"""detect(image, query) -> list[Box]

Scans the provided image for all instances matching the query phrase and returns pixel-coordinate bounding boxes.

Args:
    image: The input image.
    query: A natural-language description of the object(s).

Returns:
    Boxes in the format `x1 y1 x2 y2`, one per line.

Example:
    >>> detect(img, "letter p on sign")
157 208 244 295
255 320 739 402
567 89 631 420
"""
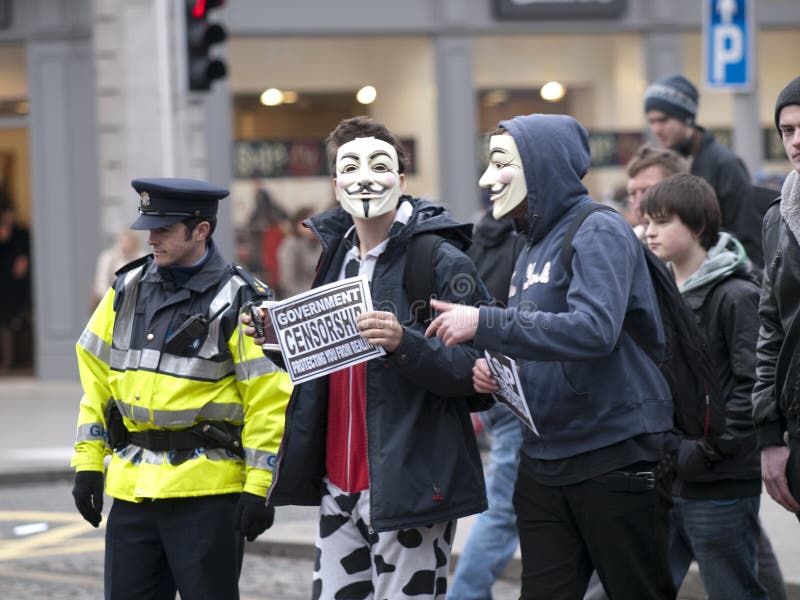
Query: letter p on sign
704 0 752 91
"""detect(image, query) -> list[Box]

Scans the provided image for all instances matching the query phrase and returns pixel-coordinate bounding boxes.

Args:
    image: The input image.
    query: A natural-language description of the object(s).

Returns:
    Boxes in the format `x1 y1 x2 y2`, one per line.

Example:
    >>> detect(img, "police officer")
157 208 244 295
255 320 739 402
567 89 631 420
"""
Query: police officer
71 178 292 600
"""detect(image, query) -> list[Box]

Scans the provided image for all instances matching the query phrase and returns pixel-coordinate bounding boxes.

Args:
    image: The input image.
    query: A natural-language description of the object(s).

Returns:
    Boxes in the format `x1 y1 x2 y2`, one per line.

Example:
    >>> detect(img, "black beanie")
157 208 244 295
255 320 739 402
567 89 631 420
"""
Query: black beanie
774 75 800 133
643 74 699 125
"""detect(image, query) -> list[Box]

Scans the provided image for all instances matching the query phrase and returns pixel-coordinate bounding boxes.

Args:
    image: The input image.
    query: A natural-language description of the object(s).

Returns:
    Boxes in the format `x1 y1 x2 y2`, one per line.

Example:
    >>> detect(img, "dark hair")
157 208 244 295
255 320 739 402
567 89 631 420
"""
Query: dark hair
626 144 689 179
290 206 315 236
325 116 409 175
640 173 720 250
181 216 217 240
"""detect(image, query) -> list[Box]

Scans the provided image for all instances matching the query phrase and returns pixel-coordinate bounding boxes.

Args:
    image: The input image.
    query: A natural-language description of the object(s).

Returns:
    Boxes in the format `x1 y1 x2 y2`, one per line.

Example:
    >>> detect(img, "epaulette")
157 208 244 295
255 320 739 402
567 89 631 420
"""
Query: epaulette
232 264 272 298
114 254 152 277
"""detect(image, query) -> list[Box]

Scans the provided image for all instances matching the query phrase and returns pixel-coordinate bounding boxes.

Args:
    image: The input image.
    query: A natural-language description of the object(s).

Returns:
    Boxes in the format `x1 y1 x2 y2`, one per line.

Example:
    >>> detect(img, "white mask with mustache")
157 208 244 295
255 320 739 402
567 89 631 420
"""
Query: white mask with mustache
334 137 405 219
479 134 527 219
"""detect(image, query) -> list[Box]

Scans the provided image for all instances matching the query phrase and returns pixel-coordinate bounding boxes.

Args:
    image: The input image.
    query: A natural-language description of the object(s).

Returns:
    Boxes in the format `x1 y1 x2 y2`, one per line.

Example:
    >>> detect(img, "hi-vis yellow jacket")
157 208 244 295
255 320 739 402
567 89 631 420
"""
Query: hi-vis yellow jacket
71 246 292 502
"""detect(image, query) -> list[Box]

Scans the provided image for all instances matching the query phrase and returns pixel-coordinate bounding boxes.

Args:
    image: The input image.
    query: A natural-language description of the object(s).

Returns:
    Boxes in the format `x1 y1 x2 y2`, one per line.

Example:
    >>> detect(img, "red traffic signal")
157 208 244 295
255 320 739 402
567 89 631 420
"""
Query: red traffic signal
186 0 227 92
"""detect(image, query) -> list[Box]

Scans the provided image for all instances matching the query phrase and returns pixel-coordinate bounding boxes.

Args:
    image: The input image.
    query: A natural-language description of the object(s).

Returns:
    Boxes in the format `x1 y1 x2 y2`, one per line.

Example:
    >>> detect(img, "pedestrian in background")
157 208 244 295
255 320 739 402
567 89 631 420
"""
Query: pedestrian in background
427 114 676 599
71 178 292 599
277 206 320 298
644 74 763 266
624 145 689 240
247 116 490 600
753 75 800 522
0 199 31 372
449 205 525 600
89 229 143 311
643 173 768 599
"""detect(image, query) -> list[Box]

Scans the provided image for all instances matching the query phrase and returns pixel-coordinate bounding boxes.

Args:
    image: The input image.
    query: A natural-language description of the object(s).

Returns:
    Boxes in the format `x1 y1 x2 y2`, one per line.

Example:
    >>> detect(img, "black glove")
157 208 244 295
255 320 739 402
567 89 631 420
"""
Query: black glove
72 471 104 527
233 492 275 542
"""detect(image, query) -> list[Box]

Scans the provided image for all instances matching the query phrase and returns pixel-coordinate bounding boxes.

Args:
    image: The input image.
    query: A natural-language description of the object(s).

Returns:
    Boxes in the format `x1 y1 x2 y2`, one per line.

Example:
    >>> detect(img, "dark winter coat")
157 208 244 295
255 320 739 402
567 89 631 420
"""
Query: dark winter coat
676 127 764 266
467 210 524 306
753 170 800 446
677 233 762 499
267 197 490 532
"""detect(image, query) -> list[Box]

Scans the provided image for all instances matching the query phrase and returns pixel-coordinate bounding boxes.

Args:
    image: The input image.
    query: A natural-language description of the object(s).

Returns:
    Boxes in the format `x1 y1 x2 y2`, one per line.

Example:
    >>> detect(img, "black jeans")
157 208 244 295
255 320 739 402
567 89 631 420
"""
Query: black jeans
513 462 676 600
104 494 244 600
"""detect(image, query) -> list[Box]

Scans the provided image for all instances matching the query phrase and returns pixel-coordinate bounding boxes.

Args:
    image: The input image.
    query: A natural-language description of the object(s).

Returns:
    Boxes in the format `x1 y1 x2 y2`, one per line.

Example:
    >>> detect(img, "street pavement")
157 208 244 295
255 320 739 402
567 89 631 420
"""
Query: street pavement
2 376 799 598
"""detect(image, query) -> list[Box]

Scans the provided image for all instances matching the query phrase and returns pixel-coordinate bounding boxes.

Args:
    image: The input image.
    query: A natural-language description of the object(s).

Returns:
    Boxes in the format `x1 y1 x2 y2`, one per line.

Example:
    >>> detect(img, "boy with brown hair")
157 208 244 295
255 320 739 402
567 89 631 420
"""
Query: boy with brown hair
642 172 767 599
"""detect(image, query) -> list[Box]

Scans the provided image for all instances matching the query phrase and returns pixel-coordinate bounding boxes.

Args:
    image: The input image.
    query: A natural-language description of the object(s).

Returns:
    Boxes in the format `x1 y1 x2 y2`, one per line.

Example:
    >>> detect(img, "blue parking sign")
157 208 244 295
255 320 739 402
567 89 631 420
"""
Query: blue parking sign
704 0 753 90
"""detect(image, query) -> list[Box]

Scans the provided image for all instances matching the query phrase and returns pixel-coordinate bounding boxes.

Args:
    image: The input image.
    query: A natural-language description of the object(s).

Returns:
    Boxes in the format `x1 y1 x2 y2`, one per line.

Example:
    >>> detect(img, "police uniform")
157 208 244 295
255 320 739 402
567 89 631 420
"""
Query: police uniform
71 178 292 600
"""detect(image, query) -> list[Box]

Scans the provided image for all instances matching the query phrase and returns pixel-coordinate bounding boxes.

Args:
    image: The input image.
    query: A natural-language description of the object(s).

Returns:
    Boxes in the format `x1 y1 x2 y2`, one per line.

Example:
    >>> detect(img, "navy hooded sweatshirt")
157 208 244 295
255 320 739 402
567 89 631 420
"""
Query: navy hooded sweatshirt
474 114 673 476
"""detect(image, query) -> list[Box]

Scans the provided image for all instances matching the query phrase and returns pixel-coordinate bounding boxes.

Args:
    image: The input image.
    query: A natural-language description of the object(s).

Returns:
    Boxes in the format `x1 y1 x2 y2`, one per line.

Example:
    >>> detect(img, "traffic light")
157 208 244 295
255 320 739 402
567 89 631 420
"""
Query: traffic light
185 0 227 92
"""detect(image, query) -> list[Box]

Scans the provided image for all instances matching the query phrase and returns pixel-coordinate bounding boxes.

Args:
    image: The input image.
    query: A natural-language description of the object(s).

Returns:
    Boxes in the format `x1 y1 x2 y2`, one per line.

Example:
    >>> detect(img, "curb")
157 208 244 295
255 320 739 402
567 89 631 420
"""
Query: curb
0 469 74 487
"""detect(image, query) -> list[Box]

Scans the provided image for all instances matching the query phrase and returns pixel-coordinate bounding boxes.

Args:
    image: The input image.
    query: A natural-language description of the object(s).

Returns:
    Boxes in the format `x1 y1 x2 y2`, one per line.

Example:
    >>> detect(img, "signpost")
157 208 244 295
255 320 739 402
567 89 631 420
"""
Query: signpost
704 0 754 91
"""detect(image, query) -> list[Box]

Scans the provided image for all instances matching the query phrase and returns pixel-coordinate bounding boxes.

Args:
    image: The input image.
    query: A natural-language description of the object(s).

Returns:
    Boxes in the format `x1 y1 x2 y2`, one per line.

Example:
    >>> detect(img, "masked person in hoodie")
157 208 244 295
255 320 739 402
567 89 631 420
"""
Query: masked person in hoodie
426 114 676 599
642 173 768 599
244 116 489 600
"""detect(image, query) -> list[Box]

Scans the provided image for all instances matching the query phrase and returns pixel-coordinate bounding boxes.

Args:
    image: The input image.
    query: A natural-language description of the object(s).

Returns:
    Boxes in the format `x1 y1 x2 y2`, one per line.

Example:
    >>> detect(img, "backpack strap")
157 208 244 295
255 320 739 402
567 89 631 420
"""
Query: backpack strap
404 233 446 324
560 203 617 278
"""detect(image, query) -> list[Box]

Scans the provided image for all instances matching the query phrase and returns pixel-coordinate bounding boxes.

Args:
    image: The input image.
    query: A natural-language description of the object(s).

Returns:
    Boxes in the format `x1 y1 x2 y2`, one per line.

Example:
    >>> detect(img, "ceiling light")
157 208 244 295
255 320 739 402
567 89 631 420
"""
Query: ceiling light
356 85 377 105
260 88 284 106
540 81 565 102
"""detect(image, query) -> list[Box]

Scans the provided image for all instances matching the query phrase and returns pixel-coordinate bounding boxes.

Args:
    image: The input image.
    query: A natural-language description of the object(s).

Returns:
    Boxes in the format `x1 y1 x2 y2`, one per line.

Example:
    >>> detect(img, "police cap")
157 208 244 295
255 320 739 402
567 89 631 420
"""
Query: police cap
129 178 229 230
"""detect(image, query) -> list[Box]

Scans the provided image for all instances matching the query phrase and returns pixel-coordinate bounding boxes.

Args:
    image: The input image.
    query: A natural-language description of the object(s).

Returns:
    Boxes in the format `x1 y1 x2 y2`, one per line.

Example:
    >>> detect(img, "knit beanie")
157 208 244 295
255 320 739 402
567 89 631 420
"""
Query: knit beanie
643 74 699 125
774 75 800 133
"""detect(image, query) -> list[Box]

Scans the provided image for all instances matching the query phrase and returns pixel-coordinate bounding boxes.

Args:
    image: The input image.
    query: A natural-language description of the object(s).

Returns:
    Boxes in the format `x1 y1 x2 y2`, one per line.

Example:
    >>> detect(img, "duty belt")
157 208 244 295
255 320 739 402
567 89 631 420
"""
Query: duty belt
106 401 244 460
126 422 243 458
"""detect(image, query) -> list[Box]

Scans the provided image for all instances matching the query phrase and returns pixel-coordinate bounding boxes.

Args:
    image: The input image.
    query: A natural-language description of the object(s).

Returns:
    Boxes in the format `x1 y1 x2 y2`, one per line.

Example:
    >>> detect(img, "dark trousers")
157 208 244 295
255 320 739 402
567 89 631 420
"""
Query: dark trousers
513 464 676 600
105 494 244 600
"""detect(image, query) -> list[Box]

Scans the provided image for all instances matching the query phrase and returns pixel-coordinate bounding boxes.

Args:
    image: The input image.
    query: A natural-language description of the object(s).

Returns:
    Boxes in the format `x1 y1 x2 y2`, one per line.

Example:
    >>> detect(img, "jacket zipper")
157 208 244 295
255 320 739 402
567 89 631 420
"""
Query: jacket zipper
347 366 353 491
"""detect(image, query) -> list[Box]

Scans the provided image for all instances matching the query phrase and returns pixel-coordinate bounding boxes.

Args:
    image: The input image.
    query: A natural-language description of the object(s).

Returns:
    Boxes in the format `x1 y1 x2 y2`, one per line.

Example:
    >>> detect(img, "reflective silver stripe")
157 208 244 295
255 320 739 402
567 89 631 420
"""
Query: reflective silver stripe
116 401 134 420
109 346 234 381
157 353 234 380
112 265 146 350
205 448 244 462
245 448 276 471
113 445 241 465
114 445 164 466
139 349 160 370
76 422 106 443
110 347 140 370
150 403 244 427
77 329 111 364
133 405 150 422
235 356 280 380
198 275 245 359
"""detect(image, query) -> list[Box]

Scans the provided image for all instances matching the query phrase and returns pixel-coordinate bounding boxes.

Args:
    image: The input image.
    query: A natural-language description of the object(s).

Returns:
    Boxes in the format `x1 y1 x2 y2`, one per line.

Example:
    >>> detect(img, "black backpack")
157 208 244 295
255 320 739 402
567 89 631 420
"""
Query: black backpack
404 232 448 325
560 203 725 440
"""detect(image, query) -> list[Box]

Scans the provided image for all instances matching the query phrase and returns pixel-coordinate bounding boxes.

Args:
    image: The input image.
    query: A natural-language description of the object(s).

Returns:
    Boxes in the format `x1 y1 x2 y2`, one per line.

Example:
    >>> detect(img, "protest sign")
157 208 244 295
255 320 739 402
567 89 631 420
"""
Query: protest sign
267 276 384 384
485 350 539 435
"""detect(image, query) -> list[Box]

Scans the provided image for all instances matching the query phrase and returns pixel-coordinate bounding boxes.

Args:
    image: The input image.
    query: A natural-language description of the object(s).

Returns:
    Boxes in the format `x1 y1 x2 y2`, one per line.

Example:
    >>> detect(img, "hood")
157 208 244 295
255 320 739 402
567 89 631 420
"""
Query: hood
679 232 749 301
471 211 516 249
307 195 472 253
499 114 591 244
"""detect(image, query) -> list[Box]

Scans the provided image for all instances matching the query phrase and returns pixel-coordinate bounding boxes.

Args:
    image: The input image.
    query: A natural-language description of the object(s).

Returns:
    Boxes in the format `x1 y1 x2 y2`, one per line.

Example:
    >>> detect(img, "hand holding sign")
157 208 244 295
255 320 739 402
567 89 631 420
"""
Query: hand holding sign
484 351 539 435
357 311 404 353
473 358 499 394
